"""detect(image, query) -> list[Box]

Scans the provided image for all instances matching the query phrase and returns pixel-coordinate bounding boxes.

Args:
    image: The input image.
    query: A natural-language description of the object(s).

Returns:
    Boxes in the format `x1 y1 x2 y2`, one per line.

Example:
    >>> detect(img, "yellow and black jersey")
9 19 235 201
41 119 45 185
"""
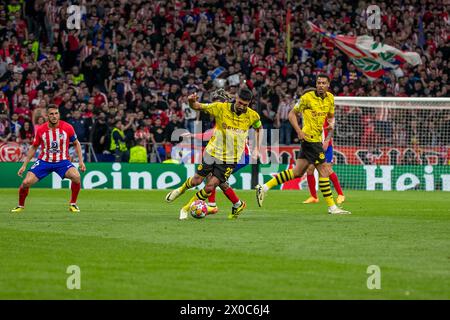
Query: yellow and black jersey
293 91 334 143
199 102 262 163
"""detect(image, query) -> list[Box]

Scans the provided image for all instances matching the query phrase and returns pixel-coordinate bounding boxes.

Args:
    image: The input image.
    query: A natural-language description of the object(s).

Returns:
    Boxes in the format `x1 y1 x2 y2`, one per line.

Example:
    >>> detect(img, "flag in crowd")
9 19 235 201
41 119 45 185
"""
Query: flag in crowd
307 21 422 79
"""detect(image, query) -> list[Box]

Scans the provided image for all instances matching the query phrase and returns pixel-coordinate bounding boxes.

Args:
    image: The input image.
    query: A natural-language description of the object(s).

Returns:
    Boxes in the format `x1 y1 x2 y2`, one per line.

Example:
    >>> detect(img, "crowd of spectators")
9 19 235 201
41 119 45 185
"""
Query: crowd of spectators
0 0 448 162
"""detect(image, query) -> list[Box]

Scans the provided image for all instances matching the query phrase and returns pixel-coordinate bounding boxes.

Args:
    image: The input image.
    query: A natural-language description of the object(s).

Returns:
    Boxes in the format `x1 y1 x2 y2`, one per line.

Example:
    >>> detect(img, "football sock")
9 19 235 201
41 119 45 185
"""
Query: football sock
180 177 193 193
265 169 295 190
307 174 317 198
70 182 81 204
208 188 216 205
183 189 211 211
319 177 335 207
18 184 29 207
329 172 344 196
224 187 239 205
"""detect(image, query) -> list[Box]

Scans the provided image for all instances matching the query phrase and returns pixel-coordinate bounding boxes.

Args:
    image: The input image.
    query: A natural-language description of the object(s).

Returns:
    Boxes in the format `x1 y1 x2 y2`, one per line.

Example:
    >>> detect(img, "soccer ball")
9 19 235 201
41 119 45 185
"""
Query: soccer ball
189 200 208 219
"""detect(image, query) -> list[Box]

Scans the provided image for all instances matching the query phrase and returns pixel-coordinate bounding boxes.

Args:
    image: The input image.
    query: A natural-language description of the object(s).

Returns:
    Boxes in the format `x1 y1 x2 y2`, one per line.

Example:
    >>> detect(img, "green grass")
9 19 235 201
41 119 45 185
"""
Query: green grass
0 188 449 299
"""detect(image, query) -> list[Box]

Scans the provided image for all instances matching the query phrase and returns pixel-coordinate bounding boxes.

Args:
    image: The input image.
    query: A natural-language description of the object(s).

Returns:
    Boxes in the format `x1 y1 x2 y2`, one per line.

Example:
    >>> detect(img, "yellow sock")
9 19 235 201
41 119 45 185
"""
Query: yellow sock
265 169 295 189
319 177 335 207
182 189 211 211
180 177 193 193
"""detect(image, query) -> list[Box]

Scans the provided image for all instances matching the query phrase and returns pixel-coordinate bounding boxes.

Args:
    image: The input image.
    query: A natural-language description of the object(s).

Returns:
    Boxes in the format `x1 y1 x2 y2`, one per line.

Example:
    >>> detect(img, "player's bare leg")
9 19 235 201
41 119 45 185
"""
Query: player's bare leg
303 164 319 204
256 158 310 207
11 171 39 213
316 163 350 215
65 167 82 213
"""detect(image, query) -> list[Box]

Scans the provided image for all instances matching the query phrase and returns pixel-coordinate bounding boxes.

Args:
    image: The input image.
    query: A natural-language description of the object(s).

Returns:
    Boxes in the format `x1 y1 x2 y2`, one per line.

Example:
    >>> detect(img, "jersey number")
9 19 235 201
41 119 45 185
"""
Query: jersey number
224 167 233 179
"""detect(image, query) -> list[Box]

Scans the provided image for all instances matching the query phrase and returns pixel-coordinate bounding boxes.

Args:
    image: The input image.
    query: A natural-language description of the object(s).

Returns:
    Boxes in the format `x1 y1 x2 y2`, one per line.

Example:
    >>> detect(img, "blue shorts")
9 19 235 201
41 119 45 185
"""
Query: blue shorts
325 145 333 163
29 159 75 180
235 153 250 172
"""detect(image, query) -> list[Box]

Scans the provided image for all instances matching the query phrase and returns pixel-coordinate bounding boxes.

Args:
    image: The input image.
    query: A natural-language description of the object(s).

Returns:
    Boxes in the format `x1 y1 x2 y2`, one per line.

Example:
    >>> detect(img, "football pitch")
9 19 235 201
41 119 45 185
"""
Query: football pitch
0 188 449 300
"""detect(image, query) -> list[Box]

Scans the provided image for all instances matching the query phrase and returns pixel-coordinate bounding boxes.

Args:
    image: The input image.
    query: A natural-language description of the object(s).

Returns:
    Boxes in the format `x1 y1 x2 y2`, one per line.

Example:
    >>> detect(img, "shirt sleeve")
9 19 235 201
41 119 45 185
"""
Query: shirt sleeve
293 96 306 113
67 124 78 142
199 102 222 117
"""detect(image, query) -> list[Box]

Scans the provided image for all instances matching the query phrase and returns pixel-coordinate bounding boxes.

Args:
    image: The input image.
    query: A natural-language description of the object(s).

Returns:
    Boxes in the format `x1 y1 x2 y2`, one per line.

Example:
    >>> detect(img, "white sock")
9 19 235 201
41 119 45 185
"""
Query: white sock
262 185 269 192
233 200 242 208
208 202 216 207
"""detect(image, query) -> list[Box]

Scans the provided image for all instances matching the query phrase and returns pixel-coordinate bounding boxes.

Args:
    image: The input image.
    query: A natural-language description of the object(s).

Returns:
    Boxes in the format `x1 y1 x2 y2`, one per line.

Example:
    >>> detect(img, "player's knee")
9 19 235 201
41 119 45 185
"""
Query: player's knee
292 167 302 178
204 184 215 194
70 174 81 184
191 175 202 186
306 166 315 175
317 167 330 178
22 180 32 188
219 182 229 191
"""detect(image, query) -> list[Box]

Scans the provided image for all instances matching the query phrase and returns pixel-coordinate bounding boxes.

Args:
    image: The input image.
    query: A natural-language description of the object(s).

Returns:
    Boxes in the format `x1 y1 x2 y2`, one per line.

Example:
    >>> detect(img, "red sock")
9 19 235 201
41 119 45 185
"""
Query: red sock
19 184 29 207
223 187 239 205
70 182 81 204
330 172 344 196
208 188 216 204
307 174 317 199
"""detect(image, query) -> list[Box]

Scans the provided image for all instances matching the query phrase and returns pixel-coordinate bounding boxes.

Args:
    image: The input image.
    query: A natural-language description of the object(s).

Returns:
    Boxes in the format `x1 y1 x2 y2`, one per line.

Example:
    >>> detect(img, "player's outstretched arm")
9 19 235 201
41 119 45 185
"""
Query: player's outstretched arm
73 139 86 172
187 93 203 110
18 145 38 177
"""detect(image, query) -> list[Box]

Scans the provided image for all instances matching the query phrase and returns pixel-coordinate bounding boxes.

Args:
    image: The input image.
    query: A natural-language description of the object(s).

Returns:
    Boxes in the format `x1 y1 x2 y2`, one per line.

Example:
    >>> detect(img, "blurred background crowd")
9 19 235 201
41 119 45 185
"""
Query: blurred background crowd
0 0 448 162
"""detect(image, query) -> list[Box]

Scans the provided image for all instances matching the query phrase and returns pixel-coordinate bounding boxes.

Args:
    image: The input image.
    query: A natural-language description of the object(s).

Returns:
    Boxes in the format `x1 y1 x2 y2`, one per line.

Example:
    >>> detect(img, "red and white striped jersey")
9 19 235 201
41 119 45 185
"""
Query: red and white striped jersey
32 121 77 162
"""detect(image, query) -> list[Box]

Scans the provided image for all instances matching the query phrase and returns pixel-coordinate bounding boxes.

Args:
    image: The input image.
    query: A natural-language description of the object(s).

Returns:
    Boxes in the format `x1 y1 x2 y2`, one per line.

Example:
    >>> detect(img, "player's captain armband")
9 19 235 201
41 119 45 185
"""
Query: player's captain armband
70 133 78 142
252 120 262 129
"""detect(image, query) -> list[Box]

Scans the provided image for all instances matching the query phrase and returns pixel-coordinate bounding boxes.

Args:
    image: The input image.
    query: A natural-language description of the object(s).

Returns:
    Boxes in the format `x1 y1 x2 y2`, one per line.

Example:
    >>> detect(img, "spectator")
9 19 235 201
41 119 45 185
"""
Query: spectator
9 112 21 139
91 112 110 161
17 120 33 144
110 120 129 163
68 110 89 142
150 117 168 162
129 138 148 163
276 94 293 145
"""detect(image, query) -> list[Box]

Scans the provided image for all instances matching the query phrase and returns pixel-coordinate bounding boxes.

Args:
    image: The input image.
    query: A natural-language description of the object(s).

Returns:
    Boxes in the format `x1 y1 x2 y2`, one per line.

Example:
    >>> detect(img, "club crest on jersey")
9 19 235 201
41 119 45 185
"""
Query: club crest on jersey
59 133 64 139
319 153 325 160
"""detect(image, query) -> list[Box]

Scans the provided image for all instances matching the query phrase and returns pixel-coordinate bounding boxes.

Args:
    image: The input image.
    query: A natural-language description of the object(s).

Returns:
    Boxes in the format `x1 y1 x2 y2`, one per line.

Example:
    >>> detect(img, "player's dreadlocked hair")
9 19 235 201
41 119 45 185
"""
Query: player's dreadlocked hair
210 88 233 102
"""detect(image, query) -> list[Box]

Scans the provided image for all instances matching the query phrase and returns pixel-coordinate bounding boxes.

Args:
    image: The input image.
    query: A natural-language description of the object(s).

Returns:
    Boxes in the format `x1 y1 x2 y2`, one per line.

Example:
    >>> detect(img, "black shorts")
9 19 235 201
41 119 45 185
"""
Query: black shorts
298 141 326 165
196 153 236 183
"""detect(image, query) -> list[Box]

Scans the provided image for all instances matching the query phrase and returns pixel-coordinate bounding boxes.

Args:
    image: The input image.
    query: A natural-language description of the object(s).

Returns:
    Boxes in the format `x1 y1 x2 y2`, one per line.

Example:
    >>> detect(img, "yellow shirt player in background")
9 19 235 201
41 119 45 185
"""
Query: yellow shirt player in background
255 74 351 215
166 87 262 220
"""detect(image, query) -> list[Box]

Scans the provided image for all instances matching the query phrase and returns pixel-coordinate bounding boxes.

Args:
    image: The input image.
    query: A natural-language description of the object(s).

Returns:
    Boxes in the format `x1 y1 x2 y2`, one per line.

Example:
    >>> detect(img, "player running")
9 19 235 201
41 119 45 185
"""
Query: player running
166 87 262 220
181 89 253 215
303 116 345 204
11 104 86 213
255 74 350 215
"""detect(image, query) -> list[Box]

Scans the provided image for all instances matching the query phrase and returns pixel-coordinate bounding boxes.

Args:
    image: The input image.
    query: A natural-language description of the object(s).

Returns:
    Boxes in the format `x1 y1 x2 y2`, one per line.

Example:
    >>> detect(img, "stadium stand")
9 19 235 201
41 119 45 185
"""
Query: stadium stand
0 0 448 162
